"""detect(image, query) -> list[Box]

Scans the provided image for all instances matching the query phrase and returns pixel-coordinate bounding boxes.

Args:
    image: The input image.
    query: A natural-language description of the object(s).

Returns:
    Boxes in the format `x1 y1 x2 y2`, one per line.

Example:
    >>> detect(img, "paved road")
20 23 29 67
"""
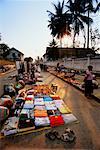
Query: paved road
0 72 100 150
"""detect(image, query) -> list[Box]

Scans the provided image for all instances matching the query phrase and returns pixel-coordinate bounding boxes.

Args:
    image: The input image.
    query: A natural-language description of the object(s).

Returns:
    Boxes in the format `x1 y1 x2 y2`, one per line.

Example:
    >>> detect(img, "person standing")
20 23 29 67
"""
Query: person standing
84 65 93 98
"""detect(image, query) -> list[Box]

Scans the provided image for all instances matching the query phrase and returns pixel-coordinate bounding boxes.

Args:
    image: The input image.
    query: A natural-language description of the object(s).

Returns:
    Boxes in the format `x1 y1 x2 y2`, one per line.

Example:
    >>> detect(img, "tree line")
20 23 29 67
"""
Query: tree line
47 0 100 50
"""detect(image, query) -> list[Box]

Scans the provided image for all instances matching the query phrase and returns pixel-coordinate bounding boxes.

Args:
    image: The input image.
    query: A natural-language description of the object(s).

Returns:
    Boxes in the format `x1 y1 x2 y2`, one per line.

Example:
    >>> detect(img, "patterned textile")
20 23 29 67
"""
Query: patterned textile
34 117 50 126
34 98 44 105
44 101 57 110
0 106 9 121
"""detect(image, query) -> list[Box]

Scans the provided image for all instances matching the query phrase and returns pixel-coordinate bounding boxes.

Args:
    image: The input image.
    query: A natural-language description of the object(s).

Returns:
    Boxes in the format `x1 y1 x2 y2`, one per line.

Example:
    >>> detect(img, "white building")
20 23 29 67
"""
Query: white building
6 47 24 61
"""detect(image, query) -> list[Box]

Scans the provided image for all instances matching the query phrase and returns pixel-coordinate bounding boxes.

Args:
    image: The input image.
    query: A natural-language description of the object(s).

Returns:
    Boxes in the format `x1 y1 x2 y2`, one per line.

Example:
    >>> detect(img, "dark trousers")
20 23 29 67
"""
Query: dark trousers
85 80 93 96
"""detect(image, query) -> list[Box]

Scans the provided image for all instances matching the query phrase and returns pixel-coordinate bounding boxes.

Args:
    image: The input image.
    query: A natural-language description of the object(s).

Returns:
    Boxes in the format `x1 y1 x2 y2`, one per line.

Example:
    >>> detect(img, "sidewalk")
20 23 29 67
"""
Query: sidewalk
48 68 100 102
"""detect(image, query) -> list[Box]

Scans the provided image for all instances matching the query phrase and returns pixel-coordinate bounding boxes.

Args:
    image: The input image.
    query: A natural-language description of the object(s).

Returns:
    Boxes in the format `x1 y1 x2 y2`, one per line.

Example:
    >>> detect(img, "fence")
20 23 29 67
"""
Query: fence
46 57 100 73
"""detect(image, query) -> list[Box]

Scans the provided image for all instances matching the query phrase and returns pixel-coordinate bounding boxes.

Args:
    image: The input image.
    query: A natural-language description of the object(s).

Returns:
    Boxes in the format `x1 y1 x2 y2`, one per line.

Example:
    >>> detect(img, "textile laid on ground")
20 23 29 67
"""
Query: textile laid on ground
34 97 44 105
1 84 78 136
34 117 50 126
0 106 9 122
62 114 77 124
1 117 19 136
49 115 64 127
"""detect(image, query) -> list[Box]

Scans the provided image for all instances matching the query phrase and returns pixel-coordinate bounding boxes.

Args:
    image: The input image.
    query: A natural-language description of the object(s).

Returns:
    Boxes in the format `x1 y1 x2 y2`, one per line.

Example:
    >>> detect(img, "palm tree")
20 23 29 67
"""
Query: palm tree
94 2 100 12
66 0 93 48
49 38 58 48
47 0 71 47
80 0 99 48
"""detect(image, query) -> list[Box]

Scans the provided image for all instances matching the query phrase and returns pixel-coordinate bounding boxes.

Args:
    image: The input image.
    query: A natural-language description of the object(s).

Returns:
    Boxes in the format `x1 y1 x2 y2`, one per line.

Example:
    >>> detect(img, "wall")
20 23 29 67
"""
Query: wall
46 57 100 73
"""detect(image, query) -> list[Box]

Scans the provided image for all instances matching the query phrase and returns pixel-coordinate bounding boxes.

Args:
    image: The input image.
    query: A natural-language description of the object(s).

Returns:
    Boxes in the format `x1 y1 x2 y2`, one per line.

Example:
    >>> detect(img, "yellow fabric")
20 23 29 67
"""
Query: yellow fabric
59 106 71 114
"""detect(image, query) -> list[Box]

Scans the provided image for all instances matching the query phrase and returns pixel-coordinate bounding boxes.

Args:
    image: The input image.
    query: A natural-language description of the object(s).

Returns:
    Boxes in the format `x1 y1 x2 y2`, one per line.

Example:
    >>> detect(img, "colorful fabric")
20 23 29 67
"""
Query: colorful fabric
47 109 61 116
0 106 9 121
54 100 65 108
34 117 50 126
59 106 71 114
34 98 44 105
50 95 61 100
25 95 34 101
20 109 34 118
23 103 34 109
44 101 57 110
43 96 53 101
34 109 48 117
34 105 46 110
49 115 64 127
25 101 33 104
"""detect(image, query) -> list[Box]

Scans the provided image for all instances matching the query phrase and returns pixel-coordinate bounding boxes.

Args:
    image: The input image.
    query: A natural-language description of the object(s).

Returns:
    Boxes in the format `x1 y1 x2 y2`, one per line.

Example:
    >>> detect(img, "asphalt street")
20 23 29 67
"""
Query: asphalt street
0 71 100 150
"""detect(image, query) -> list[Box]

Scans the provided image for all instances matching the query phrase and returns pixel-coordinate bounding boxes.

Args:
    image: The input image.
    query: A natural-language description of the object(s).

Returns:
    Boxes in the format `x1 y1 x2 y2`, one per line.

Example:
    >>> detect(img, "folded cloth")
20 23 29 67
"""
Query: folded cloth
34 109 48 117
20 109 34 120
49 115 64 127
23 103 34 109
25 95 34 101
44 101 57 110
34 98 44 105
25 100 33 104
43 97 53 102
34 117 50 126
62 114 77 124
34 105 46 110
59 106 71 114
20 109 30 116
50 95 61 100
54 100 71 113
47 109 61 116
54 100 65 108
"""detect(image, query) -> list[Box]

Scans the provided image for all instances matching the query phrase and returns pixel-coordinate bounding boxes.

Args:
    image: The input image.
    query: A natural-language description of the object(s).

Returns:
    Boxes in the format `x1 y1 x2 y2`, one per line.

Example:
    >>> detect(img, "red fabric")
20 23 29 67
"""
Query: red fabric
49 115 64 127
51 96 61 100
25 96 34 101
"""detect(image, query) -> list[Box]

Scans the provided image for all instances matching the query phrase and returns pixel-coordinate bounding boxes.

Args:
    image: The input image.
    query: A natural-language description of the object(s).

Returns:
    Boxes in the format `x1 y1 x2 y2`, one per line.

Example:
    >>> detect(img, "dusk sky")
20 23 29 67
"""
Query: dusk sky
0 0 100 59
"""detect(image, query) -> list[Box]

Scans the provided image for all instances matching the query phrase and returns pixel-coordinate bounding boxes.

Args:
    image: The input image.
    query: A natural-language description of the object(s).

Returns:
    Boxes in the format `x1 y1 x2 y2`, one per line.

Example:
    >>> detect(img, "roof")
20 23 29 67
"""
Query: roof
9 47 24 55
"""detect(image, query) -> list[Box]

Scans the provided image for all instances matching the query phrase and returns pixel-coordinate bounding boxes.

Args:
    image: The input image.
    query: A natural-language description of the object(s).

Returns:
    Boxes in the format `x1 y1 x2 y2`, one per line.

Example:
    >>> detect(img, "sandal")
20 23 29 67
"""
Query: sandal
52 130 61 139
61 128 76 143
45 131 56 140
45 130 60 140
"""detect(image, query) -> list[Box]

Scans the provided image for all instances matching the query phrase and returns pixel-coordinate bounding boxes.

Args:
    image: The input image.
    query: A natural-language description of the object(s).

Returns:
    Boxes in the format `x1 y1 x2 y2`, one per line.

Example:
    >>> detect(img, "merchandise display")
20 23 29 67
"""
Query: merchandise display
0 84 78 137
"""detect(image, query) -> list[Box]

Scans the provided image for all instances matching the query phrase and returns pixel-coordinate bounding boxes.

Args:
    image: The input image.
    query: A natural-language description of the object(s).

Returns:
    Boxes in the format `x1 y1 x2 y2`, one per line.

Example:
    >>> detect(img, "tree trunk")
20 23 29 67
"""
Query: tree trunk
87 9 89 48
60 38 62 47
73 32 76 48
83 29 86 48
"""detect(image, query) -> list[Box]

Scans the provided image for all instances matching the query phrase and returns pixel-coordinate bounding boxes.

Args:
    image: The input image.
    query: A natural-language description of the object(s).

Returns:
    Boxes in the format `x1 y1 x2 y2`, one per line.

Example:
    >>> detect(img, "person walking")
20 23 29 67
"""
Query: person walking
84 65 94 98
